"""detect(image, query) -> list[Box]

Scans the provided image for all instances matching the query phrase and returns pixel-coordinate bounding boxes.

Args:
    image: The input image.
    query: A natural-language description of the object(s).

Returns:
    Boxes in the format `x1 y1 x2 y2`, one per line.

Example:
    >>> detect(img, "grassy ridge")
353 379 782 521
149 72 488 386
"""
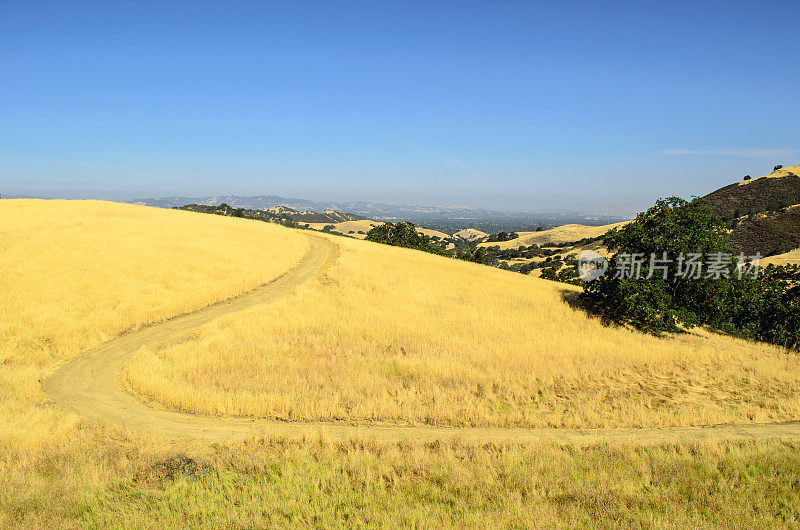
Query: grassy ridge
0 199 308 448
124 231 800 429
3 200 800 526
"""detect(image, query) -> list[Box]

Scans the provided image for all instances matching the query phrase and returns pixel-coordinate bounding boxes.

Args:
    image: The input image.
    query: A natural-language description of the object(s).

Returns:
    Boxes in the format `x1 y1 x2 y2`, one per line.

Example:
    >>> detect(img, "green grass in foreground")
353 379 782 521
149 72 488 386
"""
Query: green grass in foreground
2 430 800 528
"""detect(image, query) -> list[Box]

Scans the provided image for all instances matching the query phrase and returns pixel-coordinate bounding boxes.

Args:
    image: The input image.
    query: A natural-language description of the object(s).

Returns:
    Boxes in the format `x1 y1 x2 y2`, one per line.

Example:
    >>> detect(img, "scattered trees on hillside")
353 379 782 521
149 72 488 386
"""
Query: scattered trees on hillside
485 231 519 243
366 222 493 264
540 264 581 285
176 203 303 228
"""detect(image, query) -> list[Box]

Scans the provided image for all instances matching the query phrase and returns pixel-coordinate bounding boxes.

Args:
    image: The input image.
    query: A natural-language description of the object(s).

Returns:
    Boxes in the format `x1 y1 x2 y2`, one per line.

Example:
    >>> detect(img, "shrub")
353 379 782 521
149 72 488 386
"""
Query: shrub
581 197 800 349
365 222 435 252
540 265 559 281
582 197 733 332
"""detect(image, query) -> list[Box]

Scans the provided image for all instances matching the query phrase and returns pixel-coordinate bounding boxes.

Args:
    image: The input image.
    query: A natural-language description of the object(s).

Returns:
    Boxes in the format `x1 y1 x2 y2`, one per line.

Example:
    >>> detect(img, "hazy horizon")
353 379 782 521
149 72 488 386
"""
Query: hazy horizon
4 188 635 218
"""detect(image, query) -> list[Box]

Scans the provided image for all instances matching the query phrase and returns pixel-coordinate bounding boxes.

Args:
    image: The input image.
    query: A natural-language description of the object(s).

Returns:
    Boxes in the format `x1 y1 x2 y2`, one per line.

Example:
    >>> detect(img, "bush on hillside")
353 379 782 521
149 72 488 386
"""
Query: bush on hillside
365 222 436 252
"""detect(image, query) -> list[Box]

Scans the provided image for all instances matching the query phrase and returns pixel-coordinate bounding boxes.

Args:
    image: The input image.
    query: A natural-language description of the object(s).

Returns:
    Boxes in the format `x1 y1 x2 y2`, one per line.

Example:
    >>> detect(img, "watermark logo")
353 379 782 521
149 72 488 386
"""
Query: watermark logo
577 250 609 282
575 251 762 282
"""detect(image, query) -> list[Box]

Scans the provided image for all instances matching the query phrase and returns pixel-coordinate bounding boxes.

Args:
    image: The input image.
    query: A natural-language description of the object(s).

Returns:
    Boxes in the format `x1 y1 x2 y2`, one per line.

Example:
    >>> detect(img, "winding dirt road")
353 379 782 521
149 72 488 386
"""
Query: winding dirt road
45 233 800 445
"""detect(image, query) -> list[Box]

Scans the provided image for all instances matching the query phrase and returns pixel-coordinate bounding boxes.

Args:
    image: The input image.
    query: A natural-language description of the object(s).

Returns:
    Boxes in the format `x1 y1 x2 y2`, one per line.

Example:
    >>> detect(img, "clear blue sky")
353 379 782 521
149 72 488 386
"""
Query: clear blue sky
1 1 798 214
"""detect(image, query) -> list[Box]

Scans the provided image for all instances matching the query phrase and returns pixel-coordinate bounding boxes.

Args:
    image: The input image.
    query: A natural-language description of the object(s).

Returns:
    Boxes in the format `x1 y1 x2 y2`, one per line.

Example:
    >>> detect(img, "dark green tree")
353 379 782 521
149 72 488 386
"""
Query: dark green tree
365 222 436 252
582 196 800 349
540 265 559 281
582 197 735 332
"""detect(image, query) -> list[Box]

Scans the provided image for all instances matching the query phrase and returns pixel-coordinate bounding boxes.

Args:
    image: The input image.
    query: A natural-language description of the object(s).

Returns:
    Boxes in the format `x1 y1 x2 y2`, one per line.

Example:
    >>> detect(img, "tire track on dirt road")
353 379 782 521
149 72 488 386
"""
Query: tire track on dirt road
44 233 800 445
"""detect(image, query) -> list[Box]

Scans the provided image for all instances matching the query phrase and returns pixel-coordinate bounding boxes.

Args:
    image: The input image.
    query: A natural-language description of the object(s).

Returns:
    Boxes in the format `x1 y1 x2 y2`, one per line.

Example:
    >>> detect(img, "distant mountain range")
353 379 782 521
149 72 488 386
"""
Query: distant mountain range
133 194 347 213
131 194 526 219
130 194 627 233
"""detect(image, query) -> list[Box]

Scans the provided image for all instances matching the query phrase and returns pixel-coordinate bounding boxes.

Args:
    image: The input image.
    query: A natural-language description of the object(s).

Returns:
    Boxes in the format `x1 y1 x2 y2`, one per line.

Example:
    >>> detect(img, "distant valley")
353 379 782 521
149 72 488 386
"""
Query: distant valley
132 194 627 234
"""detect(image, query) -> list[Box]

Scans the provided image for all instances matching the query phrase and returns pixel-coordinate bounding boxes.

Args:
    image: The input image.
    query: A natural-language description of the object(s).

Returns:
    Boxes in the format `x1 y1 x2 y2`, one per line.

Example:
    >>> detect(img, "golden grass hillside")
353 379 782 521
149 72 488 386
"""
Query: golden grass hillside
737 163 800 185
125 230 800 429
0 199 308 446
480 221 628 249
3 201 800 527
454 228 488 241
762 248 800 266
308 220 451 241
307 219 381 238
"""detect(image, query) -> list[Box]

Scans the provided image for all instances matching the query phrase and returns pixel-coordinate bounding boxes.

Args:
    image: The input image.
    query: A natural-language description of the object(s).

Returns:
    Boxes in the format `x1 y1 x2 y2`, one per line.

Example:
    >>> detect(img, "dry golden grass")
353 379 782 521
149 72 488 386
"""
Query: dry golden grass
306 219 381 238
737 163 800 185
762 248 800 266
308 220 451 241
416 226 452 240
4 199 800 526
480 221 628 249
0 199 307 448
124 232 800 429
5 425 800 528
454 228 488 241
497 241 612 274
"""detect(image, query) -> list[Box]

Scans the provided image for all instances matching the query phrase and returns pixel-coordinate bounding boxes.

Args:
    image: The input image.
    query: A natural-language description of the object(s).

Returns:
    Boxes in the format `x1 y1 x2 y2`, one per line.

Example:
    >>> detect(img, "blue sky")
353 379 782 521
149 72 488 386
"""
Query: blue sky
1 1 798 214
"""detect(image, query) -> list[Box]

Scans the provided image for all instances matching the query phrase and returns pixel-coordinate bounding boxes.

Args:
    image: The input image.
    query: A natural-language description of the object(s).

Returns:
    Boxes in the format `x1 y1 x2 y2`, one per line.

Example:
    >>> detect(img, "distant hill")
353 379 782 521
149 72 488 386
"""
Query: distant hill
265 206 367 224
176 203 366 227
700 164 800 256
701 165 800 219
454 228 488 241
762 247 800 267
130 194 627 233
132 194 501 221
133 194 333 212
478 221 629 249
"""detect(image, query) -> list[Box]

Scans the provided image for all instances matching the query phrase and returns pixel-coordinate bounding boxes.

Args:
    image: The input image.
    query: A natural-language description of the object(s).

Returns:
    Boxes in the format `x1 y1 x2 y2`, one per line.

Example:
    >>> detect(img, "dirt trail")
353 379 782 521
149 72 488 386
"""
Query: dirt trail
45 233 800 445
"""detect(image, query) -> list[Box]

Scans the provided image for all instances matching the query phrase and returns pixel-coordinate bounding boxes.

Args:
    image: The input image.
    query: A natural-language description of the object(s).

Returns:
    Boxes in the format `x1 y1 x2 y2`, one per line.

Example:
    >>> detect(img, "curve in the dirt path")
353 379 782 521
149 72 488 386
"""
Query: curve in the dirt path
45 233 800 445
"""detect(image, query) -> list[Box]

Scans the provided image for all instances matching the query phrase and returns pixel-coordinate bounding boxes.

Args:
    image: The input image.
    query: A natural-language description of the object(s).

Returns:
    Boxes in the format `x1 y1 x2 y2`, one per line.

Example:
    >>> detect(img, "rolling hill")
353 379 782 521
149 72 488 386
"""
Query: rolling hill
762 247 800 266
453 228 489 241
306 219 382 238
4 199 794 433
478 221 628 249
728 204 800 255
307 219 452 241
0 199 308 448
265 206 367 224
132 193 535 225
702 165 800 219
701 164 800 256
84 203 792 430
5 199 800 527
